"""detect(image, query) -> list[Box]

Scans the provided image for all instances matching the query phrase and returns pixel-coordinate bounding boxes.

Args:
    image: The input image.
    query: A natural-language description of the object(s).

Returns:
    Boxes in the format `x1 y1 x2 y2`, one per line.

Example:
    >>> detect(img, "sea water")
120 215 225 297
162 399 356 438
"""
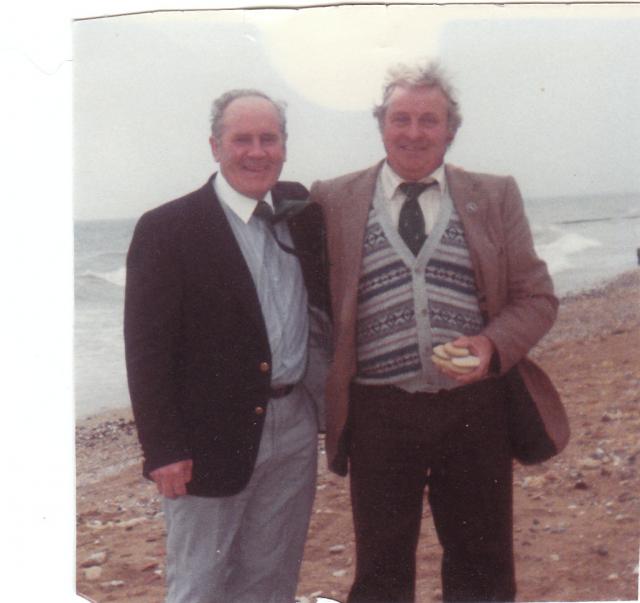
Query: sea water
74 192 639 417
75 218 135 419
525 193 639 296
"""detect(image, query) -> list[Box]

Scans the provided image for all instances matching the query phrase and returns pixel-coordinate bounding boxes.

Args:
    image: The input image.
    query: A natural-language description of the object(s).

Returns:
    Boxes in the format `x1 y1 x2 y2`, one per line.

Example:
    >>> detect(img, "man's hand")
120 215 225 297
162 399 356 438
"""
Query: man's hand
436 335 496 385
150 459 193 499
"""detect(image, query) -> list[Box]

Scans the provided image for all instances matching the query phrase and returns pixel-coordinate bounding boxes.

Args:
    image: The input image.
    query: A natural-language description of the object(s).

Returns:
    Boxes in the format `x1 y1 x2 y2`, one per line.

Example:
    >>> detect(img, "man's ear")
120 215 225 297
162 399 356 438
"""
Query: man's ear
446 128 456 147
209 135 220 161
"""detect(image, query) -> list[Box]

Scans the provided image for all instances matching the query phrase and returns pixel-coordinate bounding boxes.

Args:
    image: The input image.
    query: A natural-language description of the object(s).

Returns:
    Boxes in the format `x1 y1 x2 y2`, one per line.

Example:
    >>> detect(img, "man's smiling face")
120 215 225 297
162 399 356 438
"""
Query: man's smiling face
381 84 454 181
210 95 286 200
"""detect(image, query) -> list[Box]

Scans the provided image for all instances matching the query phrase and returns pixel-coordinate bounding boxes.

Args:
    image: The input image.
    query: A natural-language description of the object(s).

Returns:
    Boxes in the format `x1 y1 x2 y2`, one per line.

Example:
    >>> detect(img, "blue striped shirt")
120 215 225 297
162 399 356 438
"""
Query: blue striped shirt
214 173 309 387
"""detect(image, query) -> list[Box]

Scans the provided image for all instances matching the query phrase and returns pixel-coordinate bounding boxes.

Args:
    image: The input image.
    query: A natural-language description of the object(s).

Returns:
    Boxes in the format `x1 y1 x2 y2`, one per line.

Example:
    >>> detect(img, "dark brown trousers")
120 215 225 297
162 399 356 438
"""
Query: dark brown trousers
347 378 515 603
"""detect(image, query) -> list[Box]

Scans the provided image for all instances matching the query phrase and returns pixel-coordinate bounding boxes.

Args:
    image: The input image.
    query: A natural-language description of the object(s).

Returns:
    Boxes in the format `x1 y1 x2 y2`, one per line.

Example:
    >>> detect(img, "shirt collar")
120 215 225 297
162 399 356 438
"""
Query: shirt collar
213 171 274 224
380 161 447 199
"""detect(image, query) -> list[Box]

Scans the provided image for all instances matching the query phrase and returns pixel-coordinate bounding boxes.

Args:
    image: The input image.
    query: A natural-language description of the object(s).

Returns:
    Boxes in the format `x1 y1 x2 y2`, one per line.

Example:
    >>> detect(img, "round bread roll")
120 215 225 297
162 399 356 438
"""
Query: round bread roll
443 342 470 358
451 355 481 368
431 354 474 374
432 344 450 360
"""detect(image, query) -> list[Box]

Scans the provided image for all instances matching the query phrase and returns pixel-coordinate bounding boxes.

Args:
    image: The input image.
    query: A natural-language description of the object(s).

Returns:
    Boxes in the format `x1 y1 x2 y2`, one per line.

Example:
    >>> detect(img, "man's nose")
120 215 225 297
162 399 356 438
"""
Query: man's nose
406 121 424 139
247 139 267 155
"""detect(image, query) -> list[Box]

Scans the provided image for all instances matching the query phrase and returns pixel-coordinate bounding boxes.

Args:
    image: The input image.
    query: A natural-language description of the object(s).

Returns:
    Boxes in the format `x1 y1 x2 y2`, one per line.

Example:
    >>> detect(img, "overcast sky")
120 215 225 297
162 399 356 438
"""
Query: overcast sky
73 4 640 220
2 3 639 601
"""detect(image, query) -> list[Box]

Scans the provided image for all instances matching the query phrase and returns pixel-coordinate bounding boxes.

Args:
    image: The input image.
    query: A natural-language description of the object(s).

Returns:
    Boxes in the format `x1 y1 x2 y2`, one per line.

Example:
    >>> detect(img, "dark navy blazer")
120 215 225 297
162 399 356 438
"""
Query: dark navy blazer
124 175 327 497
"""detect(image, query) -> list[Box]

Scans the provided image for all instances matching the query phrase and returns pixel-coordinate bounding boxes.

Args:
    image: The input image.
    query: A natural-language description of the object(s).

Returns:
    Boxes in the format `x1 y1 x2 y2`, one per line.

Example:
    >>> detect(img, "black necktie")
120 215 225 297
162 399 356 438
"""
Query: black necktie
253 200 275 222
398 181 435 256
253 201 298 257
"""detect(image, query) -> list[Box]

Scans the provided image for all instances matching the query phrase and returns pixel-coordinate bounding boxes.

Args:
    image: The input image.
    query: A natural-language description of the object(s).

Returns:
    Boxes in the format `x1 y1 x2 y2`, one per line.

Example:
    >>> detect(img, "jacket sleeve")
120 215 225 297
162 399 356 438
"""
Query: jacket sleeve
124 210 191 476
481 176 558 373
294 195 334 433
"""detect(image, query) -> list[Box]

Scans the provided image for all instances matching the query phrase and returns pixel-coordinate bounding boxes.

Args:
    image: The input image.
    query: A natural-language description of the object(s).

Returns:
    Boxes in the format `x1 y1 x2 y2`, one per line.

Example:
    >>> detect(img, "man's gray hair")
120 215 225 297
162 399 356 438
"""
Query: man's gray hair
373 61 462 136
210 89 288 142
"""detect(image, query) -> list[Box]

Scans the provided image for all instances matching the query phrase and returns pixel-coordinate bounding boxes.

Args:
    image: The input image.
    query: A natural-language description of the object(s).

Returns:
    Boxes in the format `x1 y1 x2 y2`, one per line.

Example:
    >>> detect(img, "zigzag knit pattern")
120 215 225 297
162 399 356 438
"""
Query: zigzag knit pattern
356 208 484 383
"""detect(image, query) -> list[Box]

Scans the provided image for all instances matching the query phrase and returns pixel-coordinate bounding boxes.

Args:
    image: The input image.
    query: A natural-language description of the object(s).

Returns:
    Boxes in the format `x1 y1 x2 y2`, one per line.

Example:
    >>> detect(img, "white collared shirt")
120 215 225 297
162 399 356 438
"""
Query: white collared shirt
214 169 275 223
213 172 309 388
379 161 447 235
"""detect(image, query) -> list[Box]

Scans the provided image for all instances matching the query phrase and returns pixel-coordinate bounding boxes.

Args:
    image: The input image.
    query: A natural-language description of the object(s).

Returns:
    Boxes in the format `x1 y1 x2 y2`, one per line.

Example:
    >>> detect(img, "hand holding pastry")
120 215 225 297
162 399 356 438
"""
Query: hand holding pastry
431 335 495 384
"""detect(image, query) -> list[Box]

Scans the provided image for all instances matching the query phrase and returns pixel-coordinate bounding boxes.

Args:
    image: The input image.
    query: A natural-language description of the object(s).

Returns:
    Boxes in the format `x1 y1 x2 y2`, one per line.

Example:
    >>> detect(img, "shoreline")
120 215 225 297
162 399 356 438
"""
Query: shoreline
76 268 640 429
76 268 640 603
556 267 639 303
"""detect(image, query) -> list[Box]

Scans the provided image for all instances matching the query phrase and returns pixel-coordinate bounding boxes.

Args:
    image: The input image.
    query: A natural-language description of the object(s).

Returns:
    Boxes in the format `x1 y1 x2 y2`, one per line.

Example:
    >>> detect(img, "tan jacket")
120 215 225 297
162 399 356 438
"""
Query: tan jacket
310 161 570 475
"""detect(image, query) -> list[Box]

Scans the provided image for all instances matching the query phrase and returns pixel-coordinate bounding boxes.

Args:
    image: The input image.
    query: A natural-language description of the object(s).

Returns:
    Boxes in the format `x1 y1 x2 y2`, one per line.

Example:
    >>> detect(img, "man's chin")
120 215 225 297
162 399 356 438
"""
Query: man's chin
396 165 431 181
237 175 279 197
244 170 278 183
242 182 278 200
393 156 444 180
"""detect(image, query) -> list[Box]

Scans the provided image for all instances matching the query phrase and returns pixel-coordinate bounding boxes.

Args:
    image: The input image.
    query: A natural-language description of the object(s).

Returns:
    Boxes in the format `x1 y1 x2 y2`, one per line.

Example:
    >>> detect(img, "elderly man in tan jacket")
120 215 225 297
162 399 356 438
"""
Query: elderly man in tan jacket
310 61 569 603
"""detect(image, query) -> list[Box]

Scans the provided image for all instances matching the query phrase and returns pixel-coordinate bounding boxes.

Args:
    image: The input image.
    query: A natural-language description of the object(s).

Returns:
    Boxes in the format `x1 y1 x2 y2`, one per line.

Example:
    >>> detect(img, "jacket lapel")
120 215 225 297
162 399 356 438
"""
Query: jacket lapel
336 162 383 297
195 175 268 337
446 164 499 317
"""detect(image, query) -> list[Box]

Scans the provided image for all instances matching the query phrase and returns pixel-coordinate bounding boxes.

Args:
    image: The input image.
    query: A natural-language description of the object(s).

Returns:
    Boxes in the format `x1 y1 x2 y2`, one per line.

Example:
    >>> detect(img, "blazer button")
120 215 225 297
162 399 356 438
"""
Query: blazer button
254 406 265 415
259 361 270 373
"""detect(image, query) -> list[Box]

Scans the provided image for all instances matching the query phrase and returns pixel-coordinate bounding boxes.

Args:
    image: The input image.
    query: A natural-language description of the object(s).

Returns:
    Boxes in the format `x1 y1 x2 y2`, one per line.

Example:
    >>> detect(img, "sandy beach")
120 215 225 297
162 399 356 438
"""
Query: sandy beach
76 270 640 603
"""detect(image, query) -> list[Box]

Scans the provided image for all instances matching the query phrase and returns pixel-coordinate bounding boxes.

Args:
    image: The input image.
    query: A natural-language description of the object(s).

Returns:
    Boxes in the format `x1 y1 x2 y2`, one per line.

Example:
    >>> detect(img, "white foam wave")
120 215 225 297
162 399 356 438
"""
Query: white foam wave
81 267 126 288
535 230 602 275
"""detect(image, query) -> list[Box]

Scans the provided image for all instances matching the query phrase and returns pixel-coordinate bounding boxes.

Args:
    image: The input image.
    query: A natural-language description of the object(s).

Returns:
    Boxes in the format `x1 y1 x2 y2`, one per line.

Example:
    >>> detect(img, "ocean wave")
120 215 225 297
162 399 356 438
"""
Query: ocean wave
557 213 640 226
79 267 126 288
535 230 602 275
80 250 127 262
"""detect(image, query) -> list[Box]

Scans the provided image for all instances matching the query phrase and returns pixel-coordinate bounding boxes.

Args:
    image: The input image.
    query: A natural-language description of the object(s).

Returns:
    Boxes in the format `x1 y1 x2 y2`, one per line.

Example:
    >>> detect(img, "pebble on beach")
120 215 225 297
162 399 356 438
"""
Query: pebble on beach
76 271 640 603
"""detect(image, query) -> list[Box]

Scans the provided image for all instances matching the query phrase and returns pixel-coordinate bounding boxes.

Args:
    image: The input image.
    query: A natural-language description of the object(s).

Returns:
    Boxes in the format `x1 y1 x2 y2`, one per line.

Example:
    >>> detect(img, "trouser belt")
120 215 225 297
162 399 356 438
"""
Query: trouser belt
269 384 295 399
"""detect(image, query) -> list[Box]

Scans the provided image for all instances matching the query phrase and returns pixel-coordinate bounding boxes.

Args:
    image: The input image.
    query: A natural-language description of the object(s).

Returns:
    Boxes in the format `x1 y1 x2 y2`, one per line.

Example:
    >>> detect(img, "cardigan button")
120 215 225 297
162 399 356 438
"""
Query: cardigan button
254 406 265 416
259 361 270 373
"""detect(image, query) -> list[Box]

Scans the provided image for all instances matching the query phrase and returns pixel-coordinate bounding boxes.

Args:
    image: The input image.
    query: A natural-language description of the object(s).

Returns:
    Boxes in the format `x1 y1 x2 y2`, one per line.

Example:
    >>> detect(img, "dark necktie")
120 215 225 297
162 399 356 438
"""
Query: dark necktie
253 201 298 257
398 181 435 256
253 200 275 222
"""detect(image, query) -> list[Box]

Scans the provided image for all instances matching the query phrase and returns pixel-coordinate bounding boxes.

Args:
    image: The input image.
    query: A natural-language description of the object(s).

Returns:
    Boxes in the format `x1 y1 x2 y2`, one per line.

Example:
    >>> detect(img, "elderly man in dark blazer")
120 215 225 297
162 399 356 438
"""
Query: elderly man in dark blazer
124 89 327 603
310 61 569 603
